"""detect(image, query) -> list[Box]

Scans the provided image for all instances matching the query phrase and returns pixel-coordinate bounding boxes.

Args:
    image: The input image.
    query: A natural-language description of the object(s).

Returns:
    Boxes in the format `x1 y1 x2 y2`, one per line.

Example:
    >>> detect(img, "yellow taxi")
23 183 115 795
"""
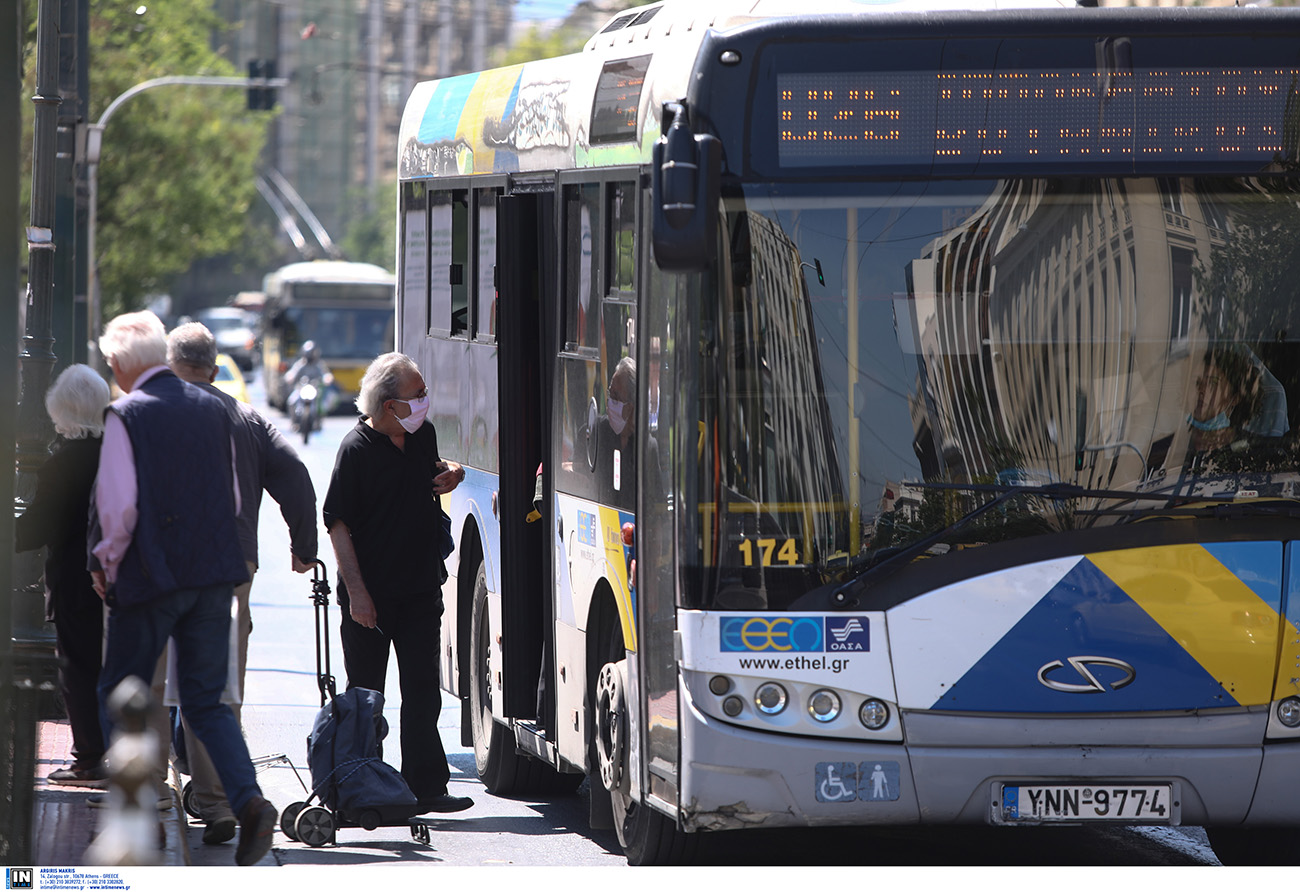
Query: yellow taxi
212 352 250 403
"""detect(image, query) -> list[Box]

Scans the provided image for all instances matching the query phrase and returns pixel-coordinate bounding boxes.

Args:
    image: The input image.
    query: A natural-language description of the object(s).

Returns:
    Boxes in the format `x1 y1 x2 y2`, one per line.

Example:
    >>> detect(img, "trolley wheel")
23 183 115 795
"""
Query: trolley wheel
280 801 307 842
294 805 335 848
181 781 201 819
358 808 380 831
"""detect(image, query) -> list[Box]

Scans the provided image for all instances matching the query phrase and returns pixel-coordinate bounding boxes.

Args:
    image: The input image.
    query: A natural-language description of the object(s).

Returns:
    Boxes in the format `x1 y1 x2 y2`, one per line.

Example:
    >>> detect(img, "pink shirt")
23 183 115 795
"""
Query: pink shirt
92 366 240 584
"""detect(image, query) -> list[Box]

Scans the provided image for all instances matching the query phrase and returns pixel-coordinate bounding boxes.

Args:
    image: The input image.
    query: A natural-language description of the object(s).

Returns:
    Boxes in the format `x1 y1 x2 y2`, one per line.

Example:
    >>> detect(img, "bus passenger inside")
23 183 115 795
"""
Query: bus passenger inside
589 357 658 509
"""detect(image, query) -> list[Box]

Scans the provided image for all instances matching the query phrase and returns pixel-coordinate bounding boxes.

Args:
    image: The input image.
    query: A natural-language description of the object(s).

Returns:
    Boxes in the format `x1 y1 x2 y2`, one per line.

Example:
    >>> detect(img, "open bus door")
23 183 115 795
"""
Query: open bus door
496 189 557 732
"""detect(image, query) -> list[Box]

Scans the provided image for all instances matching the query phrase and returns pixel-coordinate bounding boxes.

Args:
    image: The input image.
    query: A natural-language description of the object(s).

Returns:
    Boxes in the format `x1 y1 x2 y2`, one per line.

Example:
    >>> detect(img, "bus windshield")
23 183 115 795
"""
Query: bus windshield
691 175 1300 610
279 305 394 359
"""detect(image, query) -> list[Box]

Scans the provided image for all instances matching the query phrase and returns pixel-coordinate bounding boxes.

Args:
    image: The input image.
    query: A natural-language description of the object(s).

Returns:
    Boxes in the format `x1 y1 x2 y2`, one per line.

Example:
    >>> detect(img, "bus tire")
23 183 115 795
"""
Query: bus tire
469 561 578 796
590 601 698 865
1206 827 1298 865
620 800 699 866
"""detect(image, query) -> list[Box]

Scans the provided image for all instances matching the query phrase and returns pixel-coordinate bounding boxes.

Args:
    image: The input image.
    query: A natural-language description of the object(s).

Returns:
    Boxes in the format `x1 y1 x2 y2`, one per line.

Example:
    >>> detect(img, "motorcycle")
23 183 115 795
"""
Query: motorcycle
290 375 325 444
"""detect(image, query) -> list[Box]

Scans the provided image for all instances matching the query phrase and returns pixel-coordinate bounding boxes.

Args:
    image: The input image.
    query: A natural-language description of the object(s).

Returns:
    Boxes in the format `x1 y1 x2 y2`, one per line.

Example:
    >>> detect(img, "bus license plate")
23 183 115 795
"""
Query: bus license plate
999 784 1172 823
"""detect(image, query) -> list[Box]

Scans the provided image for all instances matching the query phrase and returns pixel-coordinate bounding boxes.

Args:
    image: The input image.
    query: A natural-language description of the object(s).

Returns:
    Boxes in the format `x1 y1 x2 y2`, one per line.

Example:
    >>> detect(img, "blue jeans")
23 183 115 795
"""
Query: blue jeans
98 583 261 816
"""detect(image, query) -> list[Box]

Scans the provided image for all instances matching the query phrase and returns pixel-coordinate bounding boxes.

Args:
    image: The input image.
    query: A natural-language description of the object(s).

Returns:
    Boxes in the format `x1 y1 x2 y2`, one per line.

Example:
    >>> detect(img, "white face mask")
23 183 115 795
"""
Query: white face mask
396 394 429 433
607 399 627 435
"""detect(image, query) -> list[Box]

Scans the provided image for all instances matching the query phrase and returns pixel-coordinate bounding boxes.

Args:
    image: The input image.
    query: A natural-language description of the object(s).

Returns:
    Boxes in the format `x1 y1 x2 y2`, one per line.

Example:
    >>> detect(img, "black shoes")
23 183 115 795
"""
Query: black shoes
418 794 474 814
202 814 237 845
47 765 108 788
235 795 277 865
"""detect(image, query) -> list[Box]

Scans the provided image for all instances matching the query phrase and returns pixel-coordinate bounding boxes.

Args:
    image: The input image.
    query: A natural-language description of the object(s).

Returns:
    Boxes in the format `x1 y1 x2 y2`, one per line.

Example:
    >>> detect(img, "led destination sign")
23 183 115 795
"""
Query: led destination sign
776 67 1300 169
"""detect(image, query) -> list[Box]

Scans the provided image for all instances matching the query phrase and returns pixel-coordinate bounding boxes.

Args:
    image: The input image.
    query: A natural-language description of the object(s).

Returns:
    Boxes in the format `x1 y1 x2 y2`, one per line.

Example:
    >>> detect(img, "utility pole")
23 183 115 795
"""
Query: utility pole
0 0 27 865
7 0 63 861
438 0 453 78
365 0 381 207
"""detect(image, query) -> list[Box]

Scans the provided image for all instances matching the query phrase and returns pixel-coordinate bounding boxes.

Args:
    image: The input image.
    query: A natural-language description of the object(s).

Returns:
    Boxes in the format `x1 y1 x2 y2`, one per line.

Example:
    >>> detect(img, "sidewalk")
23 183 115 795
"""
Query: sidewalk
33 718 191 867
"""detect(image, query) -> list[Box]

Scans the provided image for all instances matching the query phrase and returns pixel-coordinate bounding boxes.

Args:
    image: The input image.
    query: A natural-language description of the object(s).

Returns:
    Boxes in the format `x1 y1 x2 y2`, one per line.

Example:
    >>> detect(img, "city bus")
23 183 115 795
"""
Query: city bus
396 0 1300 865
259 259 395 410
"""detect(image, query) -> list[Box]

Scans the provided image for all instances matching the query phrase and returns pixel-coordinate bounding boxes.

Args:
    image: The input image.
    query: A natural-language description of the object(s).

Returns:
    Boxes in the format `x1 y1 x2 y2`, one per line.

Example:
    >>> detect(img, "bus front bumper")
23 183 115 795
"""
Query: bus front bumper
678 688 1300 832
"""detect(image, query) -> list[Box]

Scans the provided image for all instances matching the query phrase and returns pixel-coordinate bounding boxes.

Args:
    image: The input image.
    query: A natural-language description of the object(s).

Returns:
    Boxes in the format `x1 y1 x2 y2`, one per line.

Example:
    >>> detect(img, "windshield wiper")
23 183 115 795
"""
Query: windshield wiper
828 482 1235 608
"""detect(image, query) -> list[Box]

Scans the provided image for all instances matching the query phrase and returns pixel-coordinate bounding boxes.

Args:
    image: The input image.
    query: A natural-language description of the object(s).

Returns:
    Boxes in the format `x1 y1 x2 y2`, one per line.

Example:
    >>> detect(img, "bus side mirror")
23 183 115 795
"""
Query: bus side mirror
652 104 720 272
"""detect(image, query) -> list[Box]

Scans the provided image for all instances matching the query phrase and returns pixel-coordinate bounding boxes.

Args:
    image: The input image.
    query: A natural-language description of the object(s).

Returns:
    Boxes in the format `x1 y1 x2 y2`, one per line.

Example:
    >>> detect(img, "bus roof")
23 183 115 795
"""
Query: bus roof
263 259 395 294
397 0 1075 181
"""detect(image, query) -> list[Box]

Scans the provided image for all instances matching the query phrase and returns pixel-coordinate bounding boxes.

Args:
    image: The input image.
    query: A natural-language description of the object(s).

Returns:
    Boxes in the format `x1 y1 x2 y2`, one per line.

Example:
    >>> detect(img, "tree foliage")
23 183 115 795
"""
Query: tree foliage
21 0 269 317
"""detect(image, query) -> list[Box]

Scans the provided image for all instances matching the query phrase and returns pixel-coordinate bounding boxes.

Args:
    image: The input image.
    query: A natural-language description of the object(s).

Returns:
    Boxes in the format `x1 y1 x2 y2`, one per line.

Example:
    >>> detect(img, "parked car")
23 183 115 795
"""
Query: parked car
194 306 257 371
212 353 250 404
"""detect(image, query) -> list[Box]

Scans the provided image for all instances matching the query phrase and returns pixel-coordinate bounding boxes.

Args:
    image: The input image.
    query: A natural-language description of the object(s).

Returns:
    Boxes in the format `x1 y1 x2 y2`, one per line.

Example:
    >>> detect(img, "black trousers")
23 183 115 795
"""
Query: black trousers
337 584 450 800
54 581 105 767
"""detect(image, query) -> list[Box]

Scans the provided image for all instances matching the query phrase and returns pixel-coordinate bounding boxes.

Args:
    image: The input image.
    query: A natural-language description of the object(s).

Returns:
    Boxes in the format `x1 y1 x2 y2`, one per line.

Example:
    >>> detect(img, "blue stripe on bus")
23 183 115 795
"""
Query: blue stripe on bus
1201 541 1284 614
419 73 480 145
931 558 1240 713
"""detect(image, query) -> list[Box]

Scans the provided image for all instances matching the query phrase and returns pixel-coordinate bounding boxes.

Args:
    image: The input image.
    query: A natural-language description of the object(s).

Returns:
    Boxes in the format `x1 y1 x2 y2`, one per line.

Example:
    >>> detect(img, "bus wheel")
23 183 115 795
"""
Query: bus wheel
470 562 518 792
469 561 577 796
594 621 698 865
1206 827 1299 865
594 659 630 811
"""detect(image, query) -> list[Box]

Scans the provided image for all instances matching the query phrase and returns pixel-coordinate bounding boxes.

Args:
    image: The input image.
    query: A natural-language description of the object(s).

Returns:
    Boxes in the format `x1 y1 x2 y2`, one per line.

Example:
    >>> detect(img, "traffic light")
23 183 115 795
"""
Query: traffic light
247 59 277 110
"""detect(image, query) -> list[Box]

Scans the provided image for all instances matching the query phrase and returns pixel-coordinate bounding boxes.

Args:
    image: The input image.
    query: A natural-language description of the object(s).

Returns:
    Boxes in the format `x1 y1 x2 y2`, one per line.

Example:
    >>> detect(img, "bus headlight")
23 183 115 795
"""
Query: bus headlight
859 698 890 730
808 689 841 723
754 682 788 715
1278 697 1300 728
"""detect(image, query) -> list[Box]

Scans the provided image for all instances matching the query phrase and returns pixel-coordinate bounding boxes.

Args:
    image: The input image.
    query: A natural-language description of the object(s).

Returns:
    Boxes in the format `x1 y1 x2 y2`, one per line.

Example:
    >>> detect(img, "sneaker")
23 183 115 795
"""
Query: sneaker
418 793 474 814
88 792 174 810
235 795 276 866
47 766 108 788
202 815 237 846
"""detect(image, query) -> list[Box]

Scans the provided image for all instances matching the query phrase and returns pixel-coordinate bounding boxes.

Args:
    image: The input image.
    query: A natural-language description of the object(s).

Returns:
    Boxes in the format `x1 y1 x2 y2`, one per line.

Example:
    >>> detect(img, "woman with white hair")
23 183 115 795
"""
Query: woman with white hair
16 363 112 786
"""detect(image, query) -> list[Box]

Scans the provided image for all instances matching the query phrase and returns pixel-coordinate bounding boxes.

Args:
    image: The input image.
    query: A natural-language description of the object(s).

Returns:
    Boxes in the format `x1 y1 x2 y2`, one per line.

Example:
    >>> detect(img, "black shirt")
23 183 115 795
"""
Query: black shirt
15 435 102 619
323 418 445 599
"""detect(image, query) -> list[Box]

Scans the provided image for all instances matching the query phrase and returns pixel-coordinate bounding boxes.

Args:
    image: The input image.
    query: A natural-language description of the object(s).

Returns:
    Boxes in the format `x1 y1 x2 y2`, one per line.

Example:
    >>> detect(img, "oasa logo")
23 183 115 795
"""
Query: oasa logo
719 616 870 653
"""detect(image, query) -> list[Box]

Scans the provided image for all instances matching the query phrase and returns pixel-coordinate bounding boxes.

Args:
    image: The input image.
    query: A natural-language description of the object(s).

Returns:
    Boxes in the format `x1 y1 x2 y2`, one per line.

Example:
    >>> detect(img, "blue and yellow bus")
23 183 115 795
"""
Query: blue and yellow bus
397 0 1300 864
259 259 395 410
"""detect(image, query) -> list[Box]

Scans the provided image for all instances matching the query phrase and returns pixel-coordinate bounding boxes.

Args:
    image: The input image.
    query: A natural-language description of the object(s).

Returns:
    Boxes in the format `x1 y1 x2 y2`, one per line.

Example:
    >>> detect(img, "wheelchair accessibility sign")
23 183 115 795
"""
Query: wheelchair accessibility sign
815 761 900 803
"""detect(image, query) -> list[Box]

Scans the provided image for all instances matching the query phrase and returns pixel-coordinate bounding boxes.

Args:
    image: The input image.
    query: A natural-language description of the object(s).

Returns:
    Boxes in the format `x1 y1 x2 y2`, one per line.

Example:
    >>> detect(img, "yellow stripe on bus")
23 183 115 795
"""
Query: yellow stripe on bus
600 505 637 652
1089 545 1280 706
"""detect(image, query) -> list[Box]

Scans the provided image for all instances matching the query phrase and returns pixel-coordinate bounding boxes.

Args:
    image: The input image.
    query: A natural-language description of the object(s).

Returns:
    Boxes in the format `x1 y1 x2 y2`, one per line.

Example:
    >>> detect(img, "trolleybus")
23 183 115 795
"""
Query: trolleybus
260 259 395 409
397 0 1300 864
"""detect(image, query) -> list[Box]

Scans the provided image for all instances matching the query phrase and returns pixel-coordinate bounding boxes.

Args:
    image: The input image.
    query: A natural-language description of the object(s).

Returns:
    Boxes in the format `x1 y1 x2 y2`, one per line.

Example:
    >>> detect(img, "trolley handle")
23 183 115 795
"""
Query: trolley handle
310 559 337 705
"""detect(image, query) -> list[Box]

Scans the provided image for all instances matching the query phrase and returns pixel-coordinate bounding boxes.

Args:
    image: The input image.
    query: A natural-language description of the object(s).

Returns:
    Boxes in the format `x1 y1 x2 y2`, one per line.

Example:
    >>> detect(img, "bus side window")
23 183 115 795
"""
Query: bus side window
429 191 452 337
476 188 499 341
451 190 470 337
608 181 636 295
400 183 429 342
564 183 601 352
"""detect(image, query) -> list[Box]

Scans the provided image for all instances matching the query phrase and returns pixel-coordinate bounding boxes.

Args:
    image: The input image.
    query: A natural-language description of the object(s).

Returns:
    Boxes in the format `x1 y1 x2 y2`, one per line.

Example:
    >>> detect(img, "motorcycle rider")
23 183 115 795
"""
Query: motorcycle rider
286 341 335 424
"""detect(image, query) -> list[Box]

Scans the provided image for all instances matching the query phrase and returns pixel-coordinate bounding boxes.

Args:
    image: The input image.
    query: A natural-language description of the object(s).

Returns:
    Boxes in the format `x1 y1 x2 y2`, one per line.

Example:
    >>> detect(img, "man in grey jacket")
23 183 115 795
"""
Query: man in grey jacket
166 322 318 845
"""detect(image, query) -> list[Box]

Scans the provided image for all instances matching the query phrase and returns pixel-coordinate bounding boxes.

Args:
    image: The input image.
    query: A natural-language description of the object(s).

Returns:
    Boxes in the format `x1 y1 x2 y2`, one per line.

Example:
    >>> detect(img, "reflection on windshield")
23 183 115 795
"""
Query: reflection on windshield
692 176 1300 610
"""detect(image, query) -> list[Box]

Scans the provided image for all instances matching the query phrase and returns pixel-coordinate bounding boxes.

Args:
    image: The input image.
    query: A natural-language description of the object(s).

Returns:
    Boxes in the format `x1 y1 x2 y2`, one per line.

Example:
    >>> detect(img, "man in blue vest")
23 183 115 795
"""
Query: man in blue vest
90 311 277 866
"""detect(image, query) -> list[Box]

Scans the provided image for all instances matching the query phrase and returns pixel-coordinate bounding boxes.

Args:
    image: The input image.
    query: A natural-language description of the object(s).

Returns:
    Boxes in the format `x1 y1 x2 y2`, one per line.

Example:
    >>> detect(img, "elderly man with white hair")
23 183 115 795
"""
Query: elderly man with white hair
90 310 278 866
323 351 472 814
